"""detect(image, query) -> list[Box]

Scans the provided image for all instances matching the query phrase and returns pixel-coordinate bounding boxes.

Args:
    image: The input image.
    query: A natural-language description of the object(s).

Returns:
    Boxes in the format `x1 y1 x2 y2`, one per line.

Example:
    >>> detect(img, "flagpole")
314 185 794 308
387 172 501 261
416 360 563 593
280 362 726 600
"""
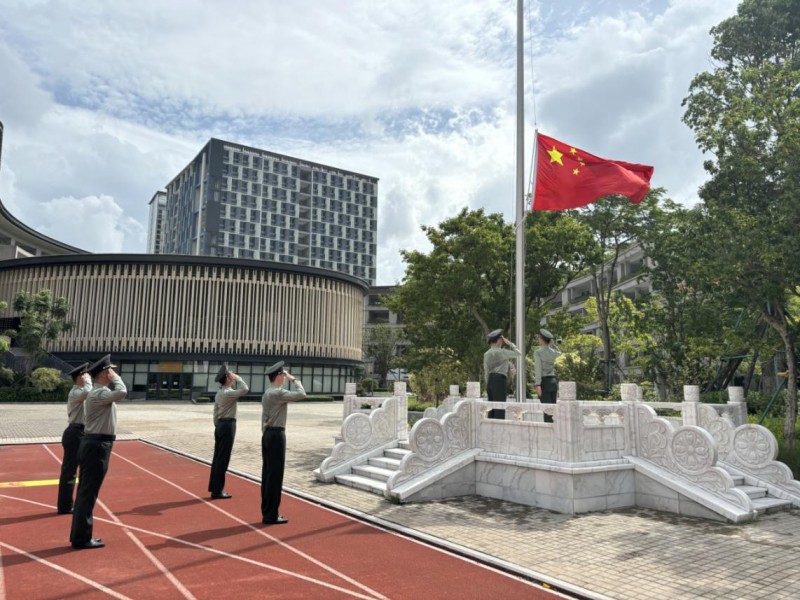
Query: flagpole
514 0 526 403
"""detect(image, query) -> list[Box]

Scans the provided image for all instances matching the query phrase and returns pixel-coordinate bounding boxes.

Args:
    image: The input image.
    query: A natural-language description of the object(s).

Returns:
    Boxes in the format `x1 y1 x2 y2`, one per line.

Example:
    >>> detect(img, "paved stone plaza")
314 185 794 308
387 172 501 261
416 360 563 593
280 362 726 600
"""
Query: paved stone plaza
3 401 800 599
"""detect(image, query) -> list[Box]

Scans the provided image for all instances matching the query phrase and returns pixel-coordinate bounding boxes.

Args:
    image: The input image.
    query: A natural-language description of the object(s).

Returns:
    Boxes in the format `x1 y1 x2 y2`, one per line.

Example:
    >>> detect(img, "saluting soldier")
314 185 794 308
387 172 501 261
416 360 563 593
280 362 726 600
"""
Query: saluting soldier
261 361 305 525
57 362 92 515
208 364 249 500
483 329 521 419
534 328 562 420
69 355 127 550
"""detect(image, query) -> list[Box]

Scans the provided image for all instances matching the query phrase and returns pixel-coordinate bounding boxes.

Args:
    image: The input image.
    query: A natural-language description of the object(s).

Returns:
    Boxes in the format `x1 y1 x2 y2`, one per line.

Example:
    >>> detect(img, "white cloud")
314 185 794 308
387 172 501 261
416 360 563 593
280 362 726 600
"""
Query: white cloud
0 0 741 284
37 194 144 253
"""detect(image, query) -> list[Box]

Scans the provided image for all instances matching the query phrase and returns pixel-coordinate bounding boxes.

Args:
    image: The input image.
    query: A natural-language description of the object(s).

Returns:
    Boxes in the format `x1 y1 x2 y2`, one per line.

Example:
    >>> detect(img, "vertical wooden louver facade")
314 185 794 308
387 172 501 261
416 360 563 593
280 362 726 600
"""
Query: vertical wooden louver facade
0 255 366 363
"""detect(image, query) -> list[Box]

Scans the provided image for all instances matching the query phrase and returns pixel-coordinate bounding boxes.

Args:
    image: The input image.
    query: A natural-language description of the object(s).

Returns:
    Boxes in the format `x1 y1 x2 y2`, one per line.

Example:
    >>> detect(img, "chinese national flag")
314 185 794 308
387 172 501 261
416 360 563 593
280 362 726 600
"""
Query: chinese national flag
532 133 654 211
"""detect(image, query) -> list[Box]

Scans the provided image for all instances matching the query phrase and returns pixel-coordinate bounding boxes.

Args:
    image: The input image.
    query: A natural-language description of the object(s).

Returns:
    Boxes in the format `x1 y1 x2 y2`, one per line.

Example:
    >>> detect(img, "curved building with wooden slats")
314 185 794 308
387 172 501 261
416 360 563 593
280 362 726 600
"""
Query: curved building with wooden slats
0 200 367 398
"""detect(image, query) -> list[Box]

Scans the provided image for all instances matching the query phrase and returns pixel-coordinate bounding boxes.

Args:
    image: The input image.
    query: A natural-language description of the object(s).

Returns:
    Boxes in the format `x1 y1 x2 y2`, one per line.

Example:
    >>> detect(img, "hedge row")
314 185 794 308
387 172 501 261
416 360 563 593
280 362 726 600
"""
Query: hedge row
0 388 65 402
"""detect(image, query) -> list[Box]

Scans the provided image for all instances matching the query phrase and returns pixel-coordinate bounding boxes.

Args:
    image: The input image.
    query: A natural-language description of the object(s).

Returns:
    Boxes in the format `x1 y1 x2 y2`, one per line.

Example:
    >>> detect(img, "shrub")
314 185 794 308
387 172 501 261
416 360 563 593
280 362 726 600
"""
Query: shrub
407 398 434 412
360 377 377 396
31 367 62 392
0 386 65 402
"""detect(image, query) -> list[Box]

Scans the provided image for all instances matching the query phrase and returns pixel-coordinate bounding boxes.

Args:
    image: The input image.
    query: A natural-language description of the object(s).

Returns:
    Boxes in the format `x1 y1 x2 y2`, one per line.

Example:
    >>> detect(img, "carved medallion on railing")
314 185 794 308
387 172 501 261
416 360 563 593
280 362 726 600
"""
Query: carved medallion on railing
318 397 397 476
634 404 752 510
725 424 800 494
698 404 735 461
387 399 472 489
671 429 715 474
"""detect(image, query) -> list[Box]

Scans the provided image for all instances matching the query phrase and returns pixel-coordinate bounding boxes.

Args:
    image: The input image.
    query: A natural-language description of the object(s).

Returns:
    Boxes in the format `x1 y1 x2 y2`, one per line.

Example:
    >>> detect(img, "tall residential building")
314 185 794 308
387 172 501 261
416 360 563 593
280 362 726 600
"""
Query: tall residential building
157 138 378 283
146 191 167 254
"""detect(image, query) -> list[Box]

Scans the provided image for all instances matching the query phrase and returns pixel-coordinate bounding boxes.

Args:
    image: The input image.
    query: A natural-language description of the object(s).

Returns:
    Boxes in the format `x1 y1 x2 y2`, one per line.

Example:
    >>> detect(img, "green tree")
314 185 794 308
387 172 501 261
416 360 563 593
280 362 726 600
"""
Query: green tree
407 347 470 405
0 299 8 355
9 289 72 379
363 323 404 386
585 293 656 389
573 191 663 390
682 0 800 446
554 333 604 399
637 201 745 398
388 208 594 384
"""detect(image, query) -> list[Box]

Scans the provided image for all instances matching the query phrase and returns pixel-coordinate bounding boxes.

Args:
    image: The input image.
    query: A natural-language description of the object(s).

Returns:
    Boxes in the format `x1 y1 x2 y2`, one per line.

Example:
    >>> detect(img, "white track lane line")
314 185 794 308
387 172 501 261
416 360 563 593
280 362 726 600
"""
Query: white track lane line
0 542 134 600
0 494 380 600
42 444 198 600
0 538 6 600
112 450 390 600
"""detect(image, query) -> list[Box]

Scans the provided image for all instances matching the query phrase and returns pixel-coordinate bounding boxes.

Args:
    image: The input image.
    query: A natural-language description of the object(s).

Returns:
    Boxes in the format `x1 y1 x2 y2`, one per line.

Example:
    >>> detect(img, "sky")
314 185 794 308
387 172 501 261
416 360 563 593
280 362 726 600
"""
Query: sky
0 0 740 285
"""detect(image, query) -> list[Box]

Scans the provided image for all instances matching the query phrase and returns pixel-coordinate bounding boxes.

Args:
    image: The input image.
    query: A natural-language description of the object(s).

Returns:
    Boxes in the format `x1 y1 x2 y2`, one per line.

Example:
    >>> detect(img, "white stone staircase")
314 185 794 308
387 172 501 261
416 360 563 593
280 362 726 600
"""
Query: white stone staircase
730 474 794 515
334 441 412 495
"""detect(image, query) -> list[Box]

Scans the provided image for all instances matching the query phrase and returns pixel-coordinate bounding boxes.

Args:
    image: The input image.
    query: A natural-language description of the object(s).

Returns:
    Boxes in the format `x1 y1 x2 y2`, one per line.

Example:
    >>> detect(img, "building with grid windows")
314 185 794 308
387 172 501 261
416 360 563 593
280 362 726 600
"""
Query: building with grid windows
146 191 167 254
154 138 378 284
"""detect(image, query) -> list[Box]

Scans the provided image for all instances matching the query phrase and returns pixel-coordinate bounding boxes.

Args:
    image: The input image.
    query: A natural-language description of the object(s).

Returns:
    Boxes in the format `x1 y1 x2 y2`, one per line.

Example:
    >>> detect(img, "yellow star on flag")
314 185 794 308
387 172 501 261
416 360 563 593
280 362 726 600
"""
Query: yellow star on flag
547 146 564 166
573 168 580 175
570 148 578 155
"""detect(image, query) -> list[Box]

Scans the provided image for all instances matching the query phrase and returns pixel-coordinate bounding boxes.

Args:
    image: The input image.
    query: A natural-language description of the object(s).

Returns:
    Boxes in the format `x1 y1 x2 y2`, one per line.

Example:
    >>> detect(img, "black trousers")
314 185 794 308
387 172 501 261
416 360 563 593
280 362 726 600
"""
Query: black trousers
70 436 113 545
208 419 236 494
540 375 558 423
487 373 507 419
57 424 84 513
261 428 286 521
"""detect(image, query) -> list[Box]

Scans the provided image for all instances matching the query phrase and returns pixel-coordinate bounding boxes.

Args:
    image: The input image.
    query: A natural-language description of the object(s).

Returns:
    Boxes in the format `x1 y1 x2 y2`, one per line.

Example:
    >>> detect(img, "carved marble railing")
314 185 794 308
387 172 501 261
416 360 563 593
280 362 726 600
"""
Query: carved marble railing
686 386 800 504
386 396 477 494
343 382 385 418
315 382 409 483
423 384 475 420
622 383 755 515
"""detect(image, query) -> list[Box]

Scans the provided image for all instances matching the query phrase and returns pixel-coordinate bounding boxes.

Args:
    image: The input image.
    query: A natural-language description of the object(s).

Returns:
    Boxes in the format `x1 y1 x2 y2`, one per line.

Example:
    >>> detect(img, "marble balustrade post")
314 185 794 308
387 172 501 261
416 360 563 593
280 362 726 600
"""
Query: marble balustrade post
555 381 583 462
343 382 358 419
393 381 408 440
726 386 747 427
620 383 641 457
682 385 701 427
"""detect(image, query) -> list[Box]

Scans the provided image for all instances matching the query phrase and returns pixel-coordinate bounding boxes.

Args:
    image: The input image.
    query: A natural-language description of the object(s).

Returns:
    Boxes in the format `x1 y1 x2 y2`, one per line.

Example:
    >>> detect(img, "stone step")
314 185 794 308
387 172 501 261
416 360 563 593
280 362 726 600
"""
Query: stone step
334 473 387 495
736 485 767 500
751 496 794 514
398 439 411 450
368 456 402 469
352 464 395 482
731 475 745 486
384 447 412 460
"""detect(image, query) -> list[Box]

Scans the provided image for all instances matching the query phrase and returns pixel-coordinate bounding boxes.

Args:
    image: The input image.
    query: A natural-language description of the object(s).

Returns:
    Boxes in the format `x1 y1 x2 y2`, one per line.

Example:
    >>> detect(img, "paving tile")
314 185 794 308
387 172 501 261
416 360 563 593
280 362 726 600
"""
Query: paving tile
3 401 800 600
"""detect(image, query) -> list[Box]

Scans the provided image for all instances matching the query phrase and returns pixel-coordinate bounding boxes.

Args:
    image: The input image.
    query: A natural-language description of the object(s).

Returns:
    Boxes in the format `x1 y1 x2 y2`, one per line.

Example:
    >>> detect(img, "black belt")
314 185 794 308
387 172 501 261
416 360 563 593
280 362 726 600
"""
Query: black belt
265 427 285 431
542 375 556 379
84 433 116 441
67 423 85 429
218 418 237 422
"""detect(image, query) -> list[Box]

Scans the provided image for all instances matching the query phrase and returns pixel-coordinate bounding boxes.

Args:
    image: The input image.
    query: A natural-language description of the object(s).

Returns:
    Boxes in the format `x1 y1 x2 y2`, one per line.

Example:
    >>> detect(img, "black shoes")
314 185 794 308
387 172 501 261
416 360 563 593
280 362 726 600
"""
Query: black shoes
262 516 288 525
210 491 232 499
72 538 105 550
57 508 74 515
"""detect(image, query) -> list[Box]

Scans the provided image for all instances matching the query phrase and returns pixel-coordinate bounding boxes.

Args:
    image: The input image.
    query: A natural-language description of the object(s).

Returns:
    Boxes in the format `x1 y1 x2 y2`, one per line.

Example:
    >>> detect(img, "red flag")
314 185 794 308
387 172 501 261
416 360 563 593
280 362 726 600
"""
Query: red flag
532 133 654 211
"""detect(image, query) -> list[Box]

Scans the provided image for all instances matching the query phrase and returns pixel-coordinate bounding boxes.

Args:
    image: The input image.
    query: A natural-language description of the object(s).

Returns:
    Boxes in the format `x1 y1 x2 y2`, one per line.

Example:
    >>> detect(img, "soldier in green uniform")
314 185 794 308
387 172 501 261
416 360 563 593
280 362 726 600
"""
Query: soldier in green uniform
69 355 127 550
534 329 562 421
261 361 306 525
208 364 249 500
57 362 92 515
483 329 521 419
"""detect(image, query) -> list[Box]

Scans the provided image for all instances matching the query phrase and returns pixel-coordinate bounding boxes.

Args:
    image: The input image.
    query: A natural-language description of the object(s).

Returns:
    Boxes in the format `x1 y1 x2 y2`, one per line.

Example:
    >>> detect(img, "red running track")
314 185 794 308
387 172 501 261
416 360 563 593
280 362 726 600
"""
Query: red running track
0 441 567 599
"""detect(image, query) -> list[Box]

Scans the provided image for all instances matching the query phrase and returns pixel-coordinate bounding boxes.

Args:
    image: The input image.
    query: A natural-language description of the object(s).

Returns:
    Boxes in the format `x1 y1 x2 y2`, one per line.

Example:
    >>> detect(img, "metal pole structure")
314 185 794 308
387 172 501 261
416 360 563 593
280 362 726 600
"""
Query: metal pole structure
514 0 527 402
